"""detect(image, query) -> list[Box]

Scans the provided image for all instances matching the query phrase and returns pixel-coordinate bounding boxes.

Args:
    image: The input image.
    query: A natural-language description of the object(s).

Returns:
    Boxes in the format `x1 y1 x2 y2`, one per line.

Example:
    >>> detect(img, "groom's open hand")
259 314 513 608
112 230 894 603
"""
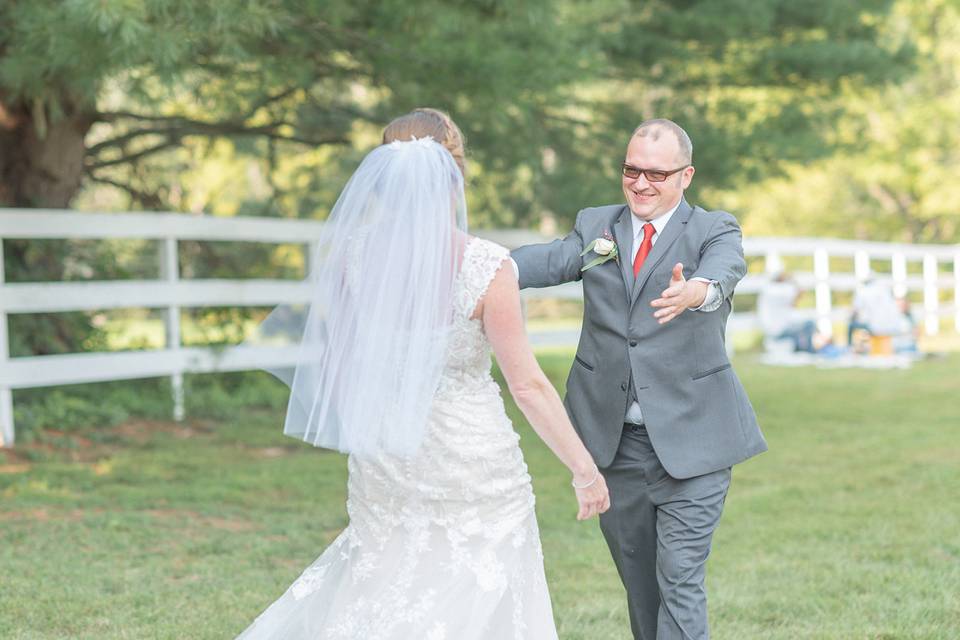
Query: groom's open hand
650 263 708 324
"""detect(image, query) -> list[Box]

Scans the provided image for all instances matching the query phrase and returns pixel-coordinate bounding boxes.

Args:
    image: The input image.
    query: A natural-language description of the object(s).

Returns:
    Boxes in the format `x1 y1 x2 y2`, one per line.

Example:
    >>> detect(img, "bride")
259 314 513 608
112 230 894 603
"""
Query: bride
236 108 609 639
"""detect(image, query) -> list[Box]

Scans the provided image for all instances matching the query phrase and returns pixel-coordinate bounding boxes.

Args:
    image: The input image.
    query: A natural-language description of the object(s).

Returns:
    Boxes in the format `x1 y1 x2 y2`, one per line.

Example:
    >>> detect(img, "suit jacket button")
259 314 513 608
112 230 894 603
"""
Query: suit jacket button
629 340 638 347
620 382 627 391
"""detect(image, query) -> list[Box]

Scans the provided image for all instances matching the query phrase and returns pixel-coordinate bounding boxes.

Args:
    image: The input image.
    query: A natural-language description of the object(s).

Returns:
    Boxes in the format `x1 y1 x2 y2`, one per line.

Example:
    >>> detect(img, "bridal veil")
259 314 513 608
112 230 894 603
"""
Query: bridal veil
251 137 468 457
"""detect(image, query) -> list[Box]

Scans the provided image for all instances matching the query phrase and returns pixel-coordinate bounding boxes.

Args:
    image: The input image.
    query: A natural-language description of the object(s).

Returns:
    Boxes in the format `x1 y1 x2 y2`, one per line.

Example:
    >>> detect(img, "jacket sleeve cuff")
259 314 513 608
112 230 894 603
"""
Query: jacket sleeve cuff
691 278 722 312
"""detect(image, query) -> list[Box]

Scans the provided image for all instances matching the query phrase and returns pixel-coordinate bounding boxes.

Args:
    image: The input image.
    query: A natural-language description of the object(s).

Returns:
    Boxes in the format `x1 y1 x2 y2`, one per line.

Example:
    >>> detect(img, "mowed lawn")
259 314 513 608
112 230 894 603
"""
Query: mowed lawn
1 352 958 639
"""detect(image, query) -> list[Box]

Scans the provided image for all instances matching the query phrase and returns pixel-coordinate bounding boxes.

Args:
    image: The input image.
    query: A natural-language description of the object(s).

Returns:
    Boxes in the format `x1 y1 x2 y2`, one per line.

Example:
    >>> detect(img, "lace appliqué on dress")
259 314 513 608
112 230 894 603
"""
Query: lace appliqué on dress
236 237 556 640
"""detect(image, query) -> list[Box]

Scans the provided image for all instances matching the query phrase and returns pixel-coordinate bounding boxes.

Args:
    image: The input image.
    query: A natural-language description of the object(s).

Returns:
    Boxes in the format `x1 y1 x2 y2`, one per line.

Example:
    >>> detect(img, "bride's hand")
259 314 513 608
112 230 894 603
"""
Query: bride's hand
573 468 610 521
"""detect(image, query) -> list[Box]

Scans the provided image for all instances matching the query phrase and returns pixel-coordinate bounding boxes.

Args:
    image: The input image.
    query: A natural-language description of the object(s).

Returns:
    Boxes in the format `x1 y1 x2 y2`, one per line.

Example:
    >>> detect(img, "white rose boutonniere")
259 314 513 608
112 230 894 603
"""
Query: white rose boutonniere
580 230 620 272
593 238 615 255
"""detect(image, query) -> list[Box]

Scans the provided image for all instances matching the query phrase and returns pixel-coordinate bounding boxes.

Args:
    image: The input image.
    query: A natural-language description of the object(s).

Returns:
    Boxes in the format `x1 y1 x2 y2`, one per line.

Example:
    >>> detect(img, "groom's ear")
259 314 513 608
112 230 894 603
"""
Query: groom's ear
681 165 695 189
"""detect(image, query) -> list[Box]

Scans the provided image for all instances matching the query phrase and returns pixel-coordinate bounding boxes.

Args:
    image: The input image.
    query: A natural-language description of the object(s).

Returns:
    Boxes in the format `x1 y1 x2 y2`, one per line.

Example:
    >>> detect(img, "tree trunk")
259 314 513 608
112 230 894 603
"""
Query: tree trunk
0 92 95 208
0 92 101 358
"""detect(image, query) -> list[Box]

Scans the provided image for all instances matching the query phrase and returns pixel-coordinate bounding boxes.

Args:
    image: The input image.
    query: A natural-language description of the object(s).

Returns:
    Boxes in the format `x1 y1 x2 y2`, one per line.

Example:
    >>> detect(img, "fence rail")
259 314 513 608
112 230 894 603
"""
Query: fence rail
2 209 958 447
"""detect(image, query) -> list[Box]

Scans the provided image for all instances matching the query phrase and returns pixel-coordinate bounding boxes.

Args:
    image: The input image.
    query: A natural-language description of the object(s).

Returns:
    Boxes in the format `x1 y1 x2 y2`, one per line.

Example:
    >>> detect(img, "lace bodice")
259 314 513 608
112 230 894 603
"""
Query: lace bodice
437 237 510 395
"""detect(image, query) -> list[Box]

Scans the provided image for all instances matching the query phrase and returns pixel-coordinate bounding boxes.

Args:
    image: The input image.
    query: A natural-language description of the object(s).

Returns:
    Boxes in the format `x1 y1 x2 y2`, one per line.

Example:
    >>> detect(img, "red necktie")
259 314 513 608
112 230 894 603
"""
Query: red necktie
633 223 655 277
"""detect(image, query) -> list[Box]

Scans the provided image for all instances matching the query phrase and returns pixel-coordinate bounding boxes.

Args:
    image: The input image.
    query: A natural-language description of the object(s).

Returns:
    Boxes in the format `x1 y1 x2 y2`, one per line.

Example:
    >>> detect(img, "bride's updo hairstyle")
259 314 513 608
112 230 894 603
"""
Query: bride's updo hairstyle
382 108 466 176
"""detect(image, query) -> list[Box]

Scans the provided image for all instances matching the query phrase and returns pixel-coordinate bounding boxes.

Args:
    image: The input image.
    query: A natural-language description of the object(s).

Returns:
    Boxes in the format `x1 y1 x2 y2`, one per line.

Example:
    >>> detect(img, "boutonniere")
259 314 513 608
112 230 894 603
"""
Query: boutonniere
580 230 619 272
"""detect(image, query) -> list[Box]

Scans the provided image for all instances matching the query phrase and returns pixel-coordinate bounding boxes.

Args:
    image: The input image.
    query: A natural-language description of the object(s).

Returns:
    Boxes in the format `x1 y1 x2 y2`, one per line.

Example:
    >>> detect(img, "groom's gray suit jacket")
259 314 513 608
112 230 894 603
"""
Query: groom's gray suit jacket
513 199 766 479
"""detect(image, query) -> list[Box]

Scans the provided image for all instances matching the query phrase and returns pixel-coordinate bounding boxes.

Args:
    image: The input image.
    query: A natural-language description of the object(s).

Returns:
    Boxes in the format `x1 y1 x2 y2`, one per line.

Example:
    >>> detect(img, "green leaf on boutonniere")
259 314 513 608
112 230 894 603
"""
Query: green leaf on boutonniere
580 239 619 272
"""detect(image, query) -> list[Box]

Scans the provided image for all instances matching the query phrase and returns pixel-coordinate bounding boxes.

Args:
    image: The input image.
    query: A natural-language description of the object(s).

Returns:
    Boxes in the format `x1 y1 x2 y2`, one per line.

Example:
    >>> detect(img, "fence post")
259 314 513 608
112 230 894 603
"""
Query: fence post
892 253 908 300
0 238 12 447
764 250 783 275
923 254 939 336
814 248 833 336
0 387 11 448
854 250 871 282
160 237 185 422
304 240 321 281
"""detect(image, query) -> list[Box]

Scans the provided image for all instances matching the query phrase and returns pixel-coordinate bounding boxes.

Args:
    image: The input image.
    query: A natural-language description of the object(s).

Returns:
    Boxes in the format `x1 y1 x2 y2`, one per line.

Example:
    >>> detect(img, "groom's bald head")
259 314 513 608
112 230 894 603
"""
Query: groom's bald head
631 119 693 165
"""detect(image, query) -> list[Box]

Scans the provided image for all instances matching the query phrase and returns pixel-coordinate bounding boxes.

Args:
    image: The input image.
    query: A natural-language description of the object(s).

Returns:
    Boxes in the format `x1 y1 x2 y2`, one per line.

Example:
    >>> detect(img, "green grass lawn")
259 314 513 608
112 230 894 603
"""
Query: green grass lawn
2 352 958 639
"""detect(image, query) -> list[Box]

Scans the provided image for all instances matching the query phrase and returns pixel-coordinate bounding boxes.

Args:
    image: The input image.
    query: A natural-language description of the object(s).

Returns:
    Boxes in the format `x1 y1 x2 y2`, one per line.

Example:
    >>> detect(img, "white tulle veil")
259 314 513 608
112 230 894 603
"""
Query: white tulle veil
251 137 468 457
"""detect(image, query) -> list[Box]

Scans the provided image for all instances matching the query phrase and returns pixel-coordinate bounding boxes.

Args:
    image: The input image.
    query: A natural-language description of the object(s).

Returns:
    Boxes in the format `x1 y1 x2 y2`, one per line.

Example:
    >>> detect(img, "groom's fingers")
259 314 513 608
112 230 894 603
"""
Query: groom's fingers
655 285 684 301
653 303 682 322
672 262 685 283
650 296 679 314
652 282 691 324
651 285 684 312
657 311 680 324
653 304 680 317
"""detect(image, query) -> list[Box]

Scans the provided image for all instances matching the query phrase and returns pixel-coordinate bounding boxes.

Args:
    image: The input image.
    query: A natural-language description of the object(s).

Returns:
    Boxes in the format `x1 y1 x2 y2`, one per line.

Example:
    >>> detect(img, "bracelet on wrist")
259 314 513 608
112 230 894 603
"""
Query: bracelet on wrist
571 467 599 489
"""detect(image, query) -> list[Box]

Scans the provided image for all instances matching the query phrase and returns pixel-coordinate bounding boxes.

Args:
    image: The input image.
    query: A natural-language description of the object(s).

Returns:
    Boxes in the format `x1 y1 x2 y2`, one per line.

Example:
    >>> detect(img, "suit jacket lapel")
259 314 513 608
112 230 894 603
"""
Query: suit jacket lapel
611 205 634 301
631 199 693 306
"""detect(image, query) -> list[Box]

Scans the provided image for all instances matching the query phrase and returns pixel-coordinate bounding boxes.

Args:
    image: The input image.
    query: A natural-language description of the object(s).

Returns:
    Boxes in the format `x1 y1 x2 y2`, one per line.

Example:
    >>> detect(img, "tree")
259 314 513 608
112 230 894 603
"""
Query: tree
716 0 960 244
1 0 590 356
531 0 912 221
3 0 911 223
0 0 584 211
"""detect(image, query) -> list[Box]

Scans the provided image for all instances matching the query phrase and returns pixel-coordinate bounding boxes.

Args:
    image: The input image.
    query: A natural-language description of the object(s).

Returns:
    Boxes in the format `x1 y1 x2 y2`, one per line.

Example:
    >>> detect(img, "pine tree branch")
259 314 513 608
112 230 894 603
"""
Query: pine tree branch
97 84 301 128
87 139 183 170
87 117 347 169
246 86 301 116
84 171 165 209
87 127 175 154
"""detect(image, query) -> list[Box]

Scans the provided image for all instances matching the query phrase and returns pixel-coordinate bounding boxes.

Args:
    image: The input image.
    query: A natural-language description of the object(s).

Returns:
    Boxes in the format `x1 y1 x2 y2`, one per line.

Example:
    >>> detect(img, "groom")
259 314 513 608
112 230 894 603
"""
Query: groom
512 119 766 639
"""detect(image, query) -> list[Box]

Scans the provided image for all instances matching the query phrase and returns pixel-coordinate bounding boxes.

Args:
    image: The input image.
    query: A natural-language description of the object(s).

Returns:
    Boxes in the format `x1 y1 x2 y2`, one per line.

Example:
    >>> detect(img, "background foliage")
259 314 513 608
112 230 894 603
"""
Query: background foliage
717 0 960 243
0 1 957 382
2 0 935 233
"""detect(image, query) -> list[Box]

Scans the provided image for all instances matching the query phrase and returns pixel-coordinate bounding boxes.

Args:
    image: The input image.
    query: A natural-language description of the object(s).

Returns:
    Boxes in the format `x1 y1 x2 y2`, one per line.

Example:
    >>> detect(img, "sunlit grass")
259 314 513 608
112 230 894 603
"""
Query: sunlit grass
1 353 958 638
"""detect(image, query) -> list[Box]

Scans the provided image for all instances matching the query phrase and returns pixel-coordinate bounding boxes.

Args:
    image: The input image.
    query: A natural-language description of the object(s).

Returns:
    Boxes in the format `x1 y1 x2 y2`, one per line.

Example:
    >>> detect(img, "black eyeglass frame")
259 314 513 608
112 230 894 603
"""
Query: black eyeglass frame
621 163 690 182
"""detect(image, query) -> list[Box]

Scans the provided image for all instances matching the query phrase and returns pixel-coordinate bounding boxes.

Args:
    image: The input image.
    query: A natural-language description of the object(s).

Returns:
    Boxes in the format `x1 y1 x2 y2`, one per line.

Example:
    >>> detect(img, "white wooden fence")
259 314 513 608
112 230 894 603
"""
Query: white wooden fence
1 209 958 447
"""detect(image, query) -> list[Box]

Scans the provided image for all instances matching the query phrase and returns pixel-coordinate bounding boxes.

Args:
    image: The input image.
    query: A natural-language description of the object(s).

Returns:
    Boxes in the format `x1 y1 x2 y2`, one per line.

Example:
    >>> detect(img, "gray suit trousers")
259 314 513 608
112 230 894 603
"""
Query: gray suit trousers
599 424 731 640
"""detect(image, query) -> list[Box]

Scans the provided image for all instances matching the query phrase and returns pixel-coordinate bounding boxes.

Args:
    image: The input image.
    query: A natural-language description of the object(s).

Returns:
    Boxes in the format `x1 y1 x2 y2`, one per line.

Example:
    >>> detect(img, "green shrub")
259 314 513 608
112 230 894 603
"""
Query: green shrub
183 370 288 420
11 370 289 443
13 378 174 441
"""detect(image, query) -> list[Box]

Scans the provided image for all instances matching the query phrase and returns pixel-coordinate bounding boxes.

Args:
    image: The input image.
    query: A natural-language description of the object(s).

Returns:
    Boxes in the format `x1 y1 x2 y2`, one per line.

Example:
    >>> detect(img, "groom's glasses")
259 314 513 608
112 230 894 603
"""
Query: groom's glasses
621 163 689 182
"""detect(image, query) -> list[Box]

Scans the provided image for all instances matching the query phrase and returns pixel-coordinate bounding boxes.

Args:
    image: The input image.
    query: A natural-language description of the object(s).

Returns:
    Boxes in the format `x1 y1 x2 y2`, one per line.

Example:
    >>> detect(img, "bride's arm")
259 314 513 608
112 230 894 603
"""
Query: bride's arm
476 259 609 521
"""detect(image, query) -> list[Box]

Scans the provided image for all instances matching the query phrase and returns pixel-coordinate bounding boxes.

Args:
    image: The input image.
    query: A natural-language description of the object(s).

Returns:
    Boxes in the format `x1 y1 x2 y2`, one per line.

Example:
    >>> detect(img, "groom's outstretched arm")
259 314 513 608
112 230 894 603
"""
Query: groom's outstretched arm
650 211 747 324
511 211 586 289
692 211 747 301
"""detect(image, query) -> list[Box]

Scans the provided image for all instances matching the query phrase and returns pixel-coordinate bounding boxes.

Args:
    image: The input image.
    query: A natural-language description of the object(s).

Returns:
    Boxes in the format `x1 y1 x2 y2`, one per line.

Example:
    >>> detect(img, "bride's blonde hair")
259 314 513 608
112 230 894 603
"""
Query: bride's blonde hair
382 108 466 175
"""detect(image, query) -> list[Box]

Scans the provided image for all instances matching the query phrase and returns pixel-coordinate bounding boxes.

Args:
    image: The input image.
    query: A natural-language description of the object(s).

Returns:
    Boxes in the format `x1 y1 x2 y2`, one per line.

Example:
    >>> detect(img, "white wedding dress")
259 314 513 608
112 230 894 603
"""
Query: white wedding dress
237 238 559 640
